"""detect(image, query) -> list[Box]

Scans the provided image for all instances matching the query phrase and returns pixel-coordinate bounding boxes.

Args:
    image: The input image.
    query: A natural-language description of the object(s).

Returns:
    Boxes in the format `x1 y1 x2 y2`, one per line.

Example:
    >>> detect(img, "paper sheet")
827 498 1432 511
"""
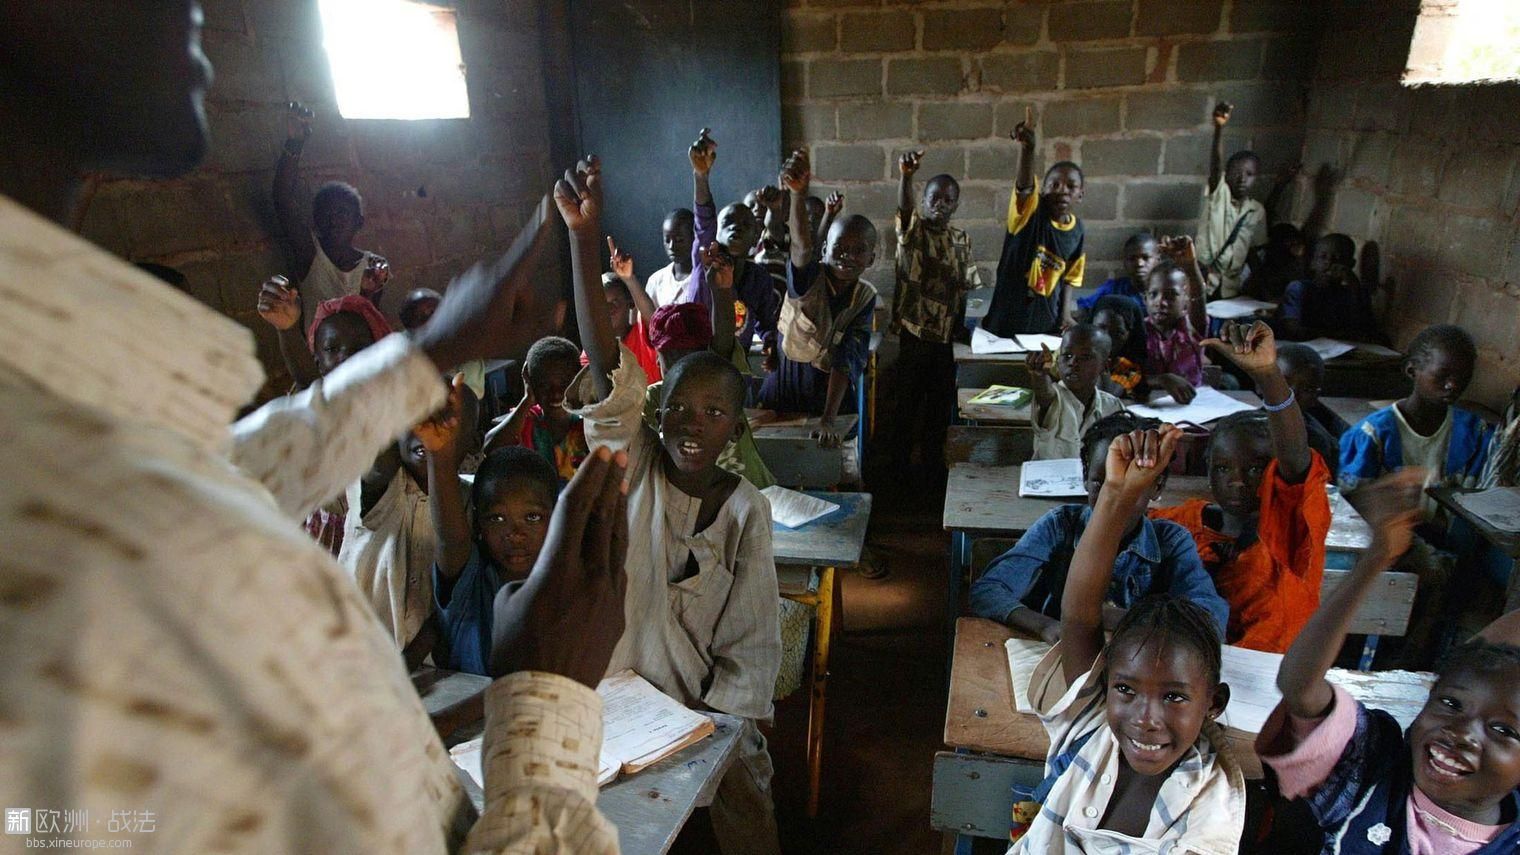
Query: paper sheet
1019 458 1086 498
1452 487 1520 533
1205 297 1277 320
1126 385 1259 425
967 385 1032 407
449 737 485 790
1302 338 1358 361
972 326 1022 354
597 670 714 781
1015 333 1064 353
1005 638 1053 712
761 486 840 529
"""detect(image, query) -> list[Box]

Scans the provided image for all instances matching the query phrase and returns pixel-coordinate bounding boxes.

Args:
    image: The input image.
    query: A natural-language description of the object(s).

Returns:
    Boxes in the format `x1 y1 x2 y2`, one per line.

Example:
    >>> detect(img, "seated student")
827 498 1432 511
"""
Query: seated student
1242 221 1307 304
1151 321 1331 653
1257 469 1520 854
397 286 487 399
969 412 1229 644
1196 100 1268 300
1141 237 1210 403
603 236 666 382
1481 386 1520 489
1027 323 1124 460
1009 423 1244 852
1276 341 1346 476
745 184 789 290
1275 233 1379 342
813 191 844 262
557 158 782 854
645 207 695 308
1076 232 1157 314
481 335 589 481
1090 294 1147 399
983 117 1086 336
761 149 878 449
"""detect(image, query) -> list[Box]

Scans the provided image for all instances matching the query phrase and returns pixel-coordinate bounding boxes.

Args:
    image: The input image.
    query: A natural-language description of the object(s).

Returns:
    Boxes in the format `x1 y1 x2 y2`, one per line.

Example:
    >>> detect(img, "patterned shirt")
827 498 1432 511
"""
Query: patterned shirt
1144 316 1206 387
984 191 1086 337
892 209 983 343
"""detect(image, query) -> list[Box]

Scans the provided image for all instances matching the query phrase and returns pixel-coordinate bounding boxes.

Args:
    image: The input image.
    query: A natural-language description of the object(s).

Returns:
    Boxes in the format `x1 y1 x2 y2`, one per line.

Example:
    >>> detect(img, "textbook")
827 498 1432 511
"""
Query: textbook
1018 458 1085 498
448 670 716 789
966 385 1033 408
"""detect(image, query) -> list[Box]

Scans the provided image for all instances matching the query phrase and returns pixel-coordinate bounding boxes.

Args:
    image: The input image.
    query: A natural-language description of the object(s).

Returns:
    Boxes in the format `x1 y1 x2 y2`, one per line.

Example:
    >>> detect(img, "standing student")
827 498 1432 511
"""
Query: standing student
889 148 983 474
984 111 1086 336
482 335 589 480
1027 323 1124 460
1195 100 1268 300
646 207 696 307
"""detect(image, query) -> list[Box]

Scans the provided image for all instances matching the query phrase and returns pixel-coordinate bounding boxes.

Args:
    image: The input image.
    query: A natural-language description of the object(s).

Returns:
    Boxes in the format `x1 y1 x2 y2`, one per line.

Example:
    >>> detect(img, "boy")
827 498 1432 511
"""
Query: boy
398 287 487 398
1277 341 1346 475
482 335 588 480
559 157 782 855
645 208 695 307
1152 321 1331 653
1076 232 1157 313
765 149 879 449
1142 237 1210 401
1196 100 1268 300
969 412 1229 643
983 113 1086 337
890 149 983 473
1027 323 1124 460
1274 233 1379 342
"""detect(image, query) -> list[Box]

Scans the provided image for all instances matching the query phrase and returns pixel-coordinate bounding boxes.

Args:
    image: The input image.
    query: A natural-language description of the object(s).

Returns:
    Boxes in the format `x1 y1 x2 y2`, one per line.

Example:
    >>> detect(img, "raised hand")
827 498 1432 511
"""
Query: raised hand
607 235 635 280
360 255 390 296
779 149 811 195
689 128 717 175
286 101 314 142
1103 424 1183 503
1212 100 1233 128
1354 468 1426 558
699 242 734 290
1202 320 1277 376
553 156 603 235
1011 105 1036 149
414 374 466 457
825 191 844 216
899 150 924 176
491 446 631 685
256 276 301 331
1160 234 1198 268
755 184 783 213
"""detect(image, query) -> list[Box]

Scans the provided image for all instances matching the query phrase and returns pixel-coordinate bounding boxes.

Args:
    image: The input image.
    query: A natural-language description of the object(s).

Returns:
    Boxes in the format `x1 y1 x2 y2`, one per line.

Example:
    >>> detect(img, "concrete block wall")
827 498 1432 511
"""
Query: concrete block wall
781 0 1319 300
1292 0 1520 407
75 0 561 398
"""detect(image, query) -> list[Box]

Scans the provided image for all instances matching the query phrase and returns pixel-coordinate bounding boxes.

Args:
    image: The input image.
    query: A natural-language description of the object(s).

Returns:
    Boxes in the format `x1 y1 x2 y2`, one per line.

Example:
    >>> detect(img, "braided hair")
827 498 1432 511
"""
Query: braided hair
1080 412 1162 479
1406 324 1477 372
1207 409 1271 460
1438 637 1520 682
1107 594 1224 685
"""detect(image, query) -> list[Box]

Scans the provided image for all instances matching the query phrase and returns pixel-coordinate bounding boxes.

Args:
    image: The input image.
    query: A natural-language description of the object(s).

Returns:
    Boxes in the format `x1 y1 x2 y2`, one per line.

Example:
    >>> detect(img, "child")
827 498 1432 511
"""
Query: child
1257 468 1520 853
1275 233 1378 342
559 157 782 854
814 191 844 261
1242 222 1307 303
1277 341 1346 476
1076 232 1157 313
764 149 879 449
969 412 1228 643
1142 238 1210 402
398 286 487 398
482 335 589 481
1010 422 1244 852
1027 323 1124 460
1151 320 1331 653
984 114 1086 336
598 241 663 381
1091 294 1147 398
1196 101 1267 300
889 149 983 474
645 208 695 308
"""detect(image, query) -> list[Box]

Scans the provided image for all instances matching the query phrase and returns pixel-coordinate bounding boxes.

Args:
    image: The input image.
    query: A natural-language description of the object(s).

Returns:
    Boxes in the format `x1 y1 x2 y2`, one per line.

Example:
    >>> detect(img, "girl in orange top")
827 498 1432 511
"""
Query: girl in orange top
1150 320 1331 653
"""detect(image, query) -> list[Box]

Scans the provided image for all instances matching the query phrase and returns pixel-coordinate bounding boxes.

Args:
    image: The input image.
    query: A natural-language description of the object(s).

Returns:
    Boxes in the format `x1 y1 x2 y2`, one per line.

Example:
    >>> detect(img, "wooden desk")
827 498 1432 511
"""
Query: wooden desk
952 342 1033 389
1319 351 1407 399
772 491 872 569
750 413 861 488
957 387 1033 427
1429 487 1520 613
413 668 491 747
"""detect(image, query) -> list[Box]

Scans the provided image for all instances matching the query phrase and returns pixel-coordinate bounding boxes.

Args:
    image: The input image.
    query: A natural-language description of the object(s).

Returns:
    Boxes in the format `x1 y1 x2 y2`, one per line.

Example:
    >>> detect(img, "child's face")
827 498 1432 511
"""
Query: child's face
604 287 634 339
804 197 825 237
1041 165 1084 219
1409 346 1474 408
1276 358 1323 410
400 432 428 483
1092 309 1131 352
823 221 876 283
1207 428 1273 519
717 204 758 257
1058 330 1108 393
663 216 695 266
313 198 362 251
743 190 766 224
400 295 440 332
1144 269 1188 327
921 177 960 227
1123 239 1159 284
313 313 375 377
659 370 742 476
477 477 554 580
529 358 579 410
1408 665 1520 822
1225 157 1258 201
1104 636 1228 778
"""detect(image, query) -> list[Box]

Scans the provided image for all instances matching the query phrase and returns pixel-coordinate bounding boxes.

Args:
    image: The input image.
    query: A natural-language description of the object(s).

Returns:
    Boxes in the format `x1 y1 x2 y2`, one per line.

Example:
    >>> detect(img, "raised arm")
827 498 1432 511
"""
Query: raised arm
1164 235 1210 339
419 376 473 582
1203 320 1312 482
757 184 786 252
701 242 738 359
817 192 843 257
1207 101 1232 192
1026 344 1058 423
897 150 922 223
1302 165 1340 243
1060 425 1182 683
1011 108 1037 207
781 149 812 269
482 369 534 454
1264 162 1301 224
555 158 615 403
608 235 657 324
255 274 319 387
272 101 317 277
690 127 716 209
1275 469 1424 718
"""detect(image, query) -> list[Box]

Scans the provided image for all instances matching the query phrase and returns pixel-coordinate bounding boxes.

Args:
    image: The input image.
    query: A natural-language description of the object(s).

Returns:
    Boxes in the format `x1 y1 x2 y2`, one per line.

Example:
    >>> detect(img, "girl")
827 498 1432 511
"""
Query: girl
1091 294 1146 399
1142 236 1210 404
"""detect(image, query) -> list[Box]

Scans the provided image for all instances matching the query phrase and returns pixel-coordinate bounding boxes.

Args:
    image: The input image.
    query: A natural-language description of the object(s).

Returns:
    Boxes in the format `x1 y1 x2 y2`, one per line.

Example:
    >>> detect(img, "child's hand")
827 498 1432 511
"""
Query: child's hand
689 128 717 175
779 149 810 194
1010 105 1035 149
1202 320 1277 376
755 184 783 213
699 242 734 290
1160 234 1198 268
1354 468 1427 558
256 276 301 331
553 156 603 235
812 416 842 449
286 101 314 142
607 235 635 280
899 150 924 176
1154 373 1198 405
1102 423 1183 502
415 374 466 457
825 191 844 216
1025 344 1057 389
761 346 778 374
518 365 537 408
1212 101 1233 128
360 255 390 295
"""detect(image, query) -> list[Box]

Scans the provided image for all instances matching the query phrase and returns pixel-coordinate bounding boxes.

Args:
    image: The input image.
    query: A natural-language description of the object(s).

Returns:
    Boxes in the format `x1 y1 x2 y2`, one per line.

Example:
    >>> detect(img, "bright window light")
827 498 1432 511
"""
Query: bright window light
318 0 470 120
1404 0 1520 85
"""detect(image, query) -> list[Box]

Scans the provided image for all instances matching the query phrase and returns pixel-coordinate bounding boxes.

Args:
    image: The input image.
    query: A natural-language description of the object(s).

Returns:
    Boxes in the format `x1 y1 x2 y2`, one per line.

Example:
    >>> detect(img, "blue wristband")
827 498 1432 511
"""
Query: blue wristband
1262 388 1296 413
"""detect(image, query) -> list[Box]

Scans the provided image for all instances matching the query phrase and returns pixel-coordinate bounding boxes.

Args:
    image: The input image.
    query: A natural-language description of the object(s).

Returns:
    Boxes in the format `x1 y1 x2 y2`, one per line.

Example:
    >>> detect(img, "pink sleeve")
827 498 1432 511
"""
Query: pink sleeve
1255 685 1359 799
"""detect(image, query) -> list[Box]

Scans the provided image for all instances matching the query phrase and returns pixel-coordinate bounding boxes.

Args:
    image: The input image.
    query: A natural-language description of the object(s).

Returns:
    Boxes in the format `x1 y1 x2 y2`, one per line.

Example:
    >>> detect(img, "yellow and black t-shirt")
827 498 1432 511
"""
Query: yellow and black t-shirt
982 191 1085 337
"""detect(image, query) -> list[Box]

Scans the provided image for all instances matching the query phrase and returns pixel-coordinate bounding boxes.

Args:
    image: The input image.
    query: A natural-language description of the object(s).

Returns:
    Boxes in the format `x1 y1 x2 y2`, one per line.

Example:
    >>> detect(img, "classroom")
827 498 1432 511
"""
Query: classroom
4 0 1520 853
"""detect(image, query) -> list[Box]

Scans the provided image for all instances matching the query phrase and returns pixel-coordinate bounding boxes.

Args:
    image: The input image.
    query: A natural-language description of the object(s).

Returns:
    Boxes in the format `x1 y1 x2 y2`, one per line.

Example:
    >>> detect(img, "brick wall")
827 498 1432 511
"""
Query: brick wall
1293 0 1520 407
781 0 1319 299
76 0 562 397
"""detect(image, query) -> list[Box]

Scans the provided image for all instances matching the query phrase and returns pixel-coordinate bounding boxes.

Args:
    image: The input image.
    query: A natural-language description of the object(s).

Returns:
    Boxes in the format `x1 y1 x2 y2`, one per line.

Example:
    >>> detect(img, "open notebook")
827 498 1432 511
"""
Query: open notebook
450 670 716 789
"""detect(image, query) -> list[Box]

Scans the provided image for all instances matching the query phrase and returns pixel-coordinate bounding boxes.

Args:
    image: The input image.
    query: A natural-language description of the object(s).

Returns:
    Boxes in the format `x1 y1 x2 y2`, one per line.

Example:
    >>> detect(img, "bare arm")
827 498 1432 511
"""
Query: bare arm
608 236 657 324
1012 114 1036 204
1026 345 1058 422
556 160 615 403
701 243 738 359
690 128 715 208
897 151 922 223
1202 321 1311 482
1302 165 1340 243
273 103 317 277
482 374 534 454
817 192 842 259
781 150 812 270
1008 606 1061 645
1479 608 1520 646
1264 163 1301 223
420 379 473 580
256 276 318 387
1207 101 1232 192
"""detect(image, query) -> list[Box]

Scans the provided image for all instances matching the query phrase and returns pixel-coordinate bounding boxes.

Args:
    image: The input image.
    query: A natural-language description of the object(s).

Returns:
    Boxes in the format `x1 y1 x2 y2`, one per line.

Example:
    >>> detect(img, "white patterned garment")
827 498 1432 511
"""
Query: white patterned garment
338 468 437 650
0 194 616 853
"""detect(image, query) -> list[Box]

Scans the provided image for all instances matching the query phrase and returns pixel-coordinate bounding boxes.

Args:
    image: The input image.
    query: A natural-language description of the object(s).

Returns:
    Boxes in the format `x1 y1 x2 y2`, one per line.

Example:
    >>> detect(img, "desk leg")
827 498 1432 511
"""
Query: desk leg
946 532 969 678
806 566 837 818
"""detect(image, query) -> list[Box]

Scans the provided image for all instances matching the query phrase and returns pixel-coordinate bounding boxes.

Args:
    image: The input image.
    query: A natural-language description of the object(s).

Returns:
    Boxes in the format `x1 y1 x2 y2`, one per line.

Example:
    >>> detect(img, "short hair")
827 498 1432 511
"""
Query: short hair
1064 322 1112 358
662 350 747 413
1091 294 1145 354
1316 233 1356 264
312 181 363 220
664 207 695 228
1208 410 1271 459
601 272 631 301
1046 160 1084 183
471 447 558 522
1276 342 1325 381
834 213 878 246
1225 150 1260 171
925 173 960 193
1107 594 1224 686
1407 324 1477 372
399 288 443 330
1145 259 1185 288
523 336 581 385
1122 232 1157 253
1438 638 1520 683
1080 411 1162 478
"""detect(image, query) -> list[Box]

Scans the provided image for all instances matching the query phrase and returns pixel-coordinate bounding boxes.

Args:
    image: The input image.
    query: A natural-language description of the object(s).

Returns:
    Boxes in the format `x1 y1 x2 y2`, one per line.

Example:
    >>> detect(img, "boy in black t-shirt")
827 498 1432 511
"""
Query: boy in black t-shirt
983 112 1086 336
